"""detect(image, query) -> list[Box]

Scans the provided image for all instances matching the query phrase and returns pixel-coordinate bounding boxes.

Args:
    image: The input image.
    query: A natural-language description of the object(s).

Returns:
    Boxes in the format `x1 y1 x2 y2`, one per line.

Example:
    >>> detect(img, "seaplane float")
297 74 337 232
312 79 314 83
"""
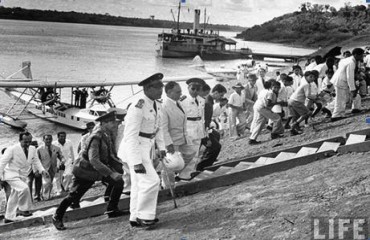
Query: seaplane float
0 62 212 130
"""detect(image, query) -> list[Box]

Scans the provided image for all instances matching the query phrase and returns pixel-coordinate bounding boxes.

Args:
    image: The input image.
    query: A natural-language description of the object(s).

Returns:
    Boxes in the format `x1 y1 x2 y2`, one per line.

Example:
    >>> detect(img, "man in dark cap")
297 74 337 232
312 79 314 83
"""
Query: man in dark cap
52 111 125 230
177 77 206 180
122 73 166 228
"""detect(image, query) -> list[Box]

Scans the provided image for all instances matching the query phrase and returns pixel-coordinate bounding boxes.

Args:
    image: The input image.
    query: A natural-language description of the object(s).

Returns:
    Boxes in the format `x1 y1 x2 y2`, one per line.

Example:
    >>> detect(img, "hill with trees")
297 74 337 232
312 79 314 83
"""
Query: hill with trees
0 7 244 32
236 2 370 48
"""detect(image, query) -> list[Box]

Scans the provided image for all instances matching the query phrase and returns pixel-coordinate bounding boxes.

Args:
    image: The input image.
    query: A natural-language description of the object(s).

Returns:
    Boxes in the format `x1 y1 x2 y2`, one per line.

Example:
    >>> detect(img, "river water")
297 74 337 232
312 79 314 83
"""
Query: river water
0 19 315 150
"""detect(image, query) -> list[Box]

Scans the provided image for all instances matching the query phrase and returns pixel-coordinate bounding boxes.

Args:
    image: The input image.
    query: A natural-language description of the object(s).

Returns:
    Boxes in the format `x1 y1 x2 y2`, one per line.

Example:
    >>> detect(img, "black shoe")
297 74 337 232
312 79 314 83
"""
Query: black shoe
70 203 81 209
105 209 127 218
4 218 14 224
248 139 261 145
331 117 344 122
266 125 273 131
284 125 291 130
290 129 302 136
17 210 33 217
136 218 157 226
271 133 284 140
52 216 66 230
351 109 361 114
122 191 131 196
34 196 42 202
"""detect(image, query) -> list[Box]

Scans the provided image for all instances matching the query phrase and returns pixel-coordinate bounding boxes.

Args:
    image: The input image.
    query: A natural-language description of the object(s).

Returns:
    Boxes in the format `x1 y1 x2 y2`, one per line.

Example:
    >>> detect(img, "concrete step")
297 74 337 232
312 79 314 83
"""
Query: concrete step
227 162 255 174
80 200 94 208
32 207 57 217
211 166 234 177
317 141 341 153
295 147 317 158
273 152 297 163
255 157 276 165
192 170 214 181
345 134 366 145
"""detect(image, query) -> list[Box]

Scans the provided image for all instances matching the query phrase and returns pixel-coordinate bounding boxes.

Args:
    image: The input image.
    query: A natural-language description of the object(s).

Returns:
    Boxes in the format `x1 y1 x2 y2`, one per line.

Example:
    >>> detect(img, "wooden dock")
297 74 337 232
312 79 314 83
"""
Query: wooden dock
251 52 305 62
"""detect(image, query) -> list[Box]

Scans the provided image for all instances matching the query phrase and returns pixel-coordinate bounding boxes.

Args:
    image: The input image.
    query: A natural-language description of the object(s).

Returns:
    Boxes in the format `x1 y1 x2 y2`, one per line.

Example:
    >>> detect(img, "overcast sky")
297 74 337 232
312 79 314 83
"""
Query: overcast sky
1 0 367 27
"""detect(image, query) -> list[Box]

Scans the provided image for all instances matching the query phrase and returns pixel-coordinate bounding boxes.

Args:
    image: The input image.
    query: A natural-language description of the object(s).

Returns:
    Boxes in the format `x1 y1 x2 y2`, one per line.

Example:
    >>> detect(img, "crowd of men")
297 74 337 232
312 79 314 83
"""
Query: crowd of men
0 47 369 230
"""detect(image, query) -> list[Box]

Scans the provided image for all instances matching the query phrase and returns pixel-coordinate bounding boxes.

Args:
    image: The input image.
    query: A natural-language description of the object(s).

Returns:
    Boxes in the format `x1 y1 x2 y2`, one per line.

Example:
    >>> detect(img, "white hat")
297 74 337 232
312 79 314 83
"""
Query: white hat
163 152 185 172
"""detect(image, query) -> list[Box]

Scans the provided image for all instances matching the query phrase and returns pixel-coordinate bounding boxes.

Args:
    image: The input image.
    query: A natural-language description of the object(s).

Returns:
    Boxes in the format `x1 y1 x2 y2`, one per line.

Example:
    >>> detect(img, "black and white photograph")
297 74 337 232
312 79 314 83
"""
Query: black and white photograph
1 0 370 239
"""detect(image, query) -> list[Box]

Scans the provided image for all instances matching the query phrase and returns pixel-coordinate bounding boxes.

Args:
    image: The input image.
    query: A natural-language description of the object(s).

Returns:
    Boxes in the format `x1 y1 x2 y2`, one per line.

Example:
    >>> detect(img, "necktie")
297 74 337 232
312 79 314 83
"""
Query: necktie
195 98 199 106
153 101 157 114
48 146 52 158
176 101 184 113
24 147 28 158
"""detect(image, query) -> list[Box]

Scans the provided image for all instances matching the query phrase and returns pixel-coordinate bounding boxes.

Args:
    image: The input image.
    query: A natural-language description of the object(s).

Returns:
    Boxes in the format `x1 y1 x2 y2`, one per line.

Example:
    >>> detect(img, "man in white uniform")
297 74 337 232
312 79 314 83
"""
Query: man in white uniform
330 48 364 121
123 73 166 228
53 132 75 194
178 78 206 180
0 132 48 223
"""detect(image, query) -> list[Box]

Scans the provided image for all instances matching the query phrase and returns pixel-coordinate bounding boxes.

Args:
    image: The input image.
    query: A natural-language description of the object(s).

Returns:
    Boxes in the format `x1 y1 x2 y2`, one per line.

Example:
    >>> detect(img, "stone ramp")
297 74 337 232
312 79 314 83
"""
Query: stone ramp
1 128 370 232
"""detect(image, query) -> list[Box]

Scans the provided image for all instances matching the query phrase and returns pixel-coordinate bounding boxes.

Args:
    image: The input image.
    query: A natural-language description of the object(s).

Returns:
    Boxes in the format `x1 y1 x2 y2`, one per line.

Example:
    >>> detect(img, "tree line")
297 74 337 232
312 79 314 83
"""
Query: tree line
236 2 370 47
0 7 244 32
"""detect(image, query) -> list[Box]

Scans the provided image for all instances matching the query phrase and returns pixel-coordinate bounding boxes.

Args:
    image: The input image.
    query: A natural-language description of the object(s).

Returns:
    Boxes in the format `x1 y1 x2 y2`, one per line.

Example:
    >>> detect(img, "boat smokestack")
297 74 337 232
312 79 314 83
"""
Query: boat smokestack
193 9 200 35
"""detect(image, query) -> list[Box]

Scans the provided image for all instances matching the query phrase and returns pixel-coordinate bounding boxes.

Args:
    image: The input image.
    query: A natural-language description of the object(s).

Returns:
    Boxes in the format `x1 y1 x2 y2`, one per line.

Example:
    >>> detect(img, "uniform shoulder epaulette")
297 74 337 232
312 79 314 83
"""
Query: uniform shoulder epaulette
156 99 163 103
179 95 187 101
135 99 145 109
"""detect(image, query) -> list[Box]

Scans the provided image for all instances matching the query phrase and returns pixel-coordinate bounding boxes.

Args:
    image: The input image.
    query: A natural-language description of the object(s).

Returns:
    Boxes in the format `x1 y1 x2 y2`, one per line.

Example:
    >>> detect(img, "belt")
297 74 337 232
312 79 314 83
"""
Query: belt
139 132 156 139
187 117 201 121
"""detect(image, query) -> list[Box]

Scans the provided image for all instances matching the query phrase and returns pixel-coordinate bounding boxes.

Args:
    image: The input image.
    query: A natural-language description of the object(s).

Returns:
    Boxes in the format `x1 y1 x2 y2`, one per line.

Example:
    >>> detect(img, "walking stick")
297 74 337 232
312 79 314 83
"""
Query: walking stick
160 158 178 209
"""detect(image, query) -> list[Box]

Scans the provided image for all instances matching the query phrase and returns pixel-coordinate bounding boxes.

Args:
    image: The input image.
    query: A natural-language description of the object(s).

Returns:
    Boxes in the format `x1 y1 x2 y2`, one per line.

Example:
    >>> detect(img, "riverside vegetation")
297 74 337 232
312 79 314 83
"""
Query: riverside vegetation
236 2 370 48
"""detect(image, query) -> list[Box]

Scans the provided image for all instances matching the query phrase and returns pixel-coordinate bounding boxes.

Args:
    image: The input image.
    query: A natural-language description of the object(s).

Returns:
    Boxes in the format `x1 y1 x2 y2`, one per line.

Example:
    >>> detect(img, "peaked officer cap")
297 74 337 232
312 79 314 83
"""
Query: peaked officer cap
138 73 164 86
186 77 206 85
95 111 121 122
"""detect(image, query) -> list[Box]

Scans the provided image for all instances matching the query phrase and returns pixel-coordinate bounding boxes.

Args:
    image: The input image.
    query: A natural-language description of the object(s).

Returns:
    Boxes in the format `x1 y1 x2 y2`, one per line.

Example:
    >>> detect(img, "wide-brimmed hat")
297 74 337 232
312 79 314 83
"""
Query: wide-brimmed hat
232 82 244 89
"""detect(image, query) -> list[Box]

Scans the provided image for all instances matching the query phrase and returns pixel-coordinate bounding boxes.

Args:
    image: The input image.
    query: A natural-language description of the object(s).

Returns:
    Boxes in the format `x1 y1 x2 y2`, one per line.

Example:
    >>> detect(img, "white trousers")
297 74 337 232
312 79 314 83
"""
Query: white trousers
162 143 197 189
332 86 361 118
229 108 247 137
129 141 160 221
122 161 131 193
5 177 32 220
250 108 283 140
54 170 63 193
177 139 201 179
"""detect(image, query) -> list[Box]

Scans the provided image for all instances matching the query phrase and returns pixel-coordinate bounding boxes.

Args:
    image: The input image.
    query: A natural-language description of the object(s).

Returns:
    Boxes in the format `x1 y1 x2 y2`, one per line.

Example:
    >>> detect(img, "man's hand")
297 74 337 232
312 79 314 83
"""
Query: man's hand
159 150 166 159
166 144 175 154
41 170 49 178
110 172 123 181
351 90 357 98
34 171 41 177
134 164 146 174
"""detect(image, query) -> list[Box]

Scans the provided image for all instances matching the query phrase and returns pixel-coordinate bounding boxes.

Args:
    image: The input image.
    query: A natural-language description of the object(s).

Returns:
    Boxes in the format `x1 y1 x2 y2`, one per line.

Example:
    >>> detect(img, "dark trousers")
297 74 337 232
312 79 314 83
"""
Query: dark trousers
55 176 123 220
28 171 42 199
197 130 221 171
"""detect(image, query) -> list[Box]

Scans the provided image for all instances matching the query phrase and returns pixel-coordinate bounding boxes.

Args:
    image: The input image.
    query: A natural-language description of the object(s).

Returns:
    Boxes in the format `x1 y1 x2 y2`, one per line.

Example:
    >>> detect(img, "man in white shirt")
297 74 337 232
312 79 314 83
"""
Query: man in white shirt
249 80 284 144
289 65 303 91
288 71 317 134
256 66 268 95
330 48 364 121
228 82 246 138
244 73 258 130
53 132 75 194
0 132 48 223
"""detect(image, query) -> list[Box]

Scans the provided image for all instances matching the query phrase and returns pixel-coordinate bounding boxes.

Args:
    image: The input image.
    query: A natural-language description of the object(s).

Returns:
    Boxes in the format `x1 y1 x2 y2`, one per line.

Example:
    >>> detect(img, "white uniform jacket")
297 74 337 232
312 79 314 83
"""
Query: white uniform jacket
0 144 45 181
181 95 206 142
330 57 357 91
123 95 165 166
161 98 188 147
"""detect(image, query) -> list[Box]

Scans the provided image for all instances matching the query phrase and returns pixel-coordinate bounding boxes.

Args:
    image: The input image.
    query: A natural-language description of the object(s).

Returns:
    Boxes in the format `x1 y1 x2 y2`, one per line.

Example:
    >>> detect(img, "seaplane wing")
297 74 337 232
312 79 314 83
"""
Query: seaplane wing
0 75 213 88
